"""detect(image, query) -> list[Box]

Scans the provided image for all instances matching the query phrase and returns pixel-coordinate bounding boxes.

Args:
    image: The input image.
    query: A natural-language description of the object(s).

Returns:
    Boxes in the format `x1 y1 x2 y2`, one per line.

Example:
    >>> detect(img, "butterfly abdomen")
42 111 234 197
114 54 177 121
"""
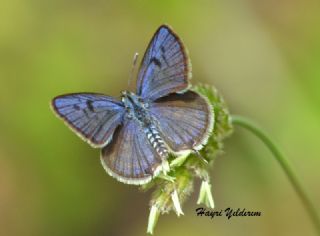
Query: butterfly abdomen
145 126 168 158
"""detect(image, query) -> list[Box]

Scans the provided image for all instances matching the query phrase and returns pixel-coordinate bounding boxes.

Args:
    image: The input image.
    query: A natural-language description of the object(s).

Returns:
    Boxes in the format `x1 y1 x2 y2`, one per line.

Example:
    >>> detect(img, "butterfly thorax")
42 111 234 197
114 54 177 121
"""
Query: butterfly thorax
121 90 168 158
121 90 151 123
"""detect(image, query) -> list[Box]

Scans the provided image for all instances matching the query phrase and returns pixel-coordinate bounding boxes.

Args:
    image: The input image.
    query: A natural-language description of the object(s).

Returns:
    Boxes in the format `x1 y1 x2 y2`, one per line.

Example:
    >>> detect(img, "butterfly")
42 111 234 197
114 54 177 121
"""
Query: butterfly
51 25 214 185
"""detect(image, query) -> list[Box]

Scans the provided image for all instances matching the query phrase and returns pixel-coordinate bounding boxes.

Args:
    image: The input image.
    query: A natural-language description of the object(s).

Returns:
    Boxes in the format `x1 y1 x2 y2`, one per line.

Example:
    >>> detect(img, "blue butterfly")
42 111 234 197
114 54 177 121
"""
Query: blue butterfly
51 25 214 185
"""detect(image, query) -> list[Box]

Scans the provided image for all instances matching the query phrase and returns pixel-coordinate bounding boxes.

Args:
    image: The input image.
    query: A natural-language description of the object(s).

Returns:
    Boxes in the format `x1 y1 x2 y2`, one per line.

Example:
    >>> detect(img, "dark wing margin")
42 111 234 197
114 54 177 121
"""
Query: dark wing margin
136 25 191 101
51 93 125 148
100 118 163 185
149 91 214 153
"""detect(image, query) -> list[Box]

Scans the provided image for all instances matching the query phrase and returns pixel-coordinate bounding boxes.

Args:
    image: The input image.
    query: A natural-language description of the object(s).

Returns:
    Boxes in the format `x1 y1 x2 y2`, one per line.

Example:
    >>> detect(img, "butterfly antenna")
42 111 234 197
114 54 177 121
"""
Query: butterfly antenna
128 52 139 89
193 149 208 164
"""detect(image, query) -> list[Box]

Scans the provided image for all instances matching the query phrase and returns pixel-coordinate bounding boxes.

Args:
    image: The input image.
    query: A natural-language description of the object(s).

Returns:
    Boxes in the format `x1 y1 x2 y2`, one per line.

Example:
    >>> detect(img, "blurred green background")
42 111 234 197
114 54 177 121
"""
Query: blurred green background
1 0 319 235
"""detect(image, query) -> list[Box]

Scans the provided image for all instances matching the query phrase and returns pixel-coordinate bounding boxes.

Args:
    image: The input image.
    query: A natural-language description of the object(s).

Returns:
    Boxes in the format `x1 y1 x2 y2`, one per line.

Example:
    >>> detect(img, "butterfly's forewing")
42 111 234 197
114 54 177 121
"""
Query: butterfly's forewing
51 93 125 148
136 25 191 101
150 91 214 153
100 118 163 185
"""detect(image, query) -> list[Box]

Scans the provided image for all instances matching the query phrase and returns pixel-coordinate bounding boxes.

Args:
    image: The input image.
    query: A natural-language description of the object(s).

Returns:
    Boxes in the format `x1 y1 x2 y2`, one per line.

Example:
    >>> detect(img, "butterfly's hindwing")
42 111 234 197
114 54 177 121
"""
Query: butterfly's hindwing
100 118 164 185
136 25 191 101
51 93 125 148
149 91 214 153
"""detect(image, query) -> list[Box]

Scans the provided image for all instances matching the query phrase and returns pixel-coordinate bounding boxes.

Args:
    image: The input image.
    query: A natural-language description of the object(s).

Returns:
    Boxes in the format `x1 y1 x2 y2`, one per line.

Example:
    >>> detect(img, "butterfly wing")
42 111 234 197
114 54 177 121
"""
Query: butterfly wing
136 25 191 101
149 91 214 153
100 118 163 185
51 93 125 148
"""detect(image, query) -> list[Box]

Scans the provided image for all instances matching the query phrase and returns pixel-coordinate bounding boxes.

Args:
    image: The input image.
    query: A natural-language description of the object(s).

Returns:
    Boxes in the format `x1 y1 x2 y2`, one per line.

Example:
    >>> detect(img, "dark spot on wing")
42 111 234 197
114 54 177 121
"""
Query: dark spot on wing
150 57 162 68
74 104 81 111
160 46 169 66
86 100 95 112
160 46 166 53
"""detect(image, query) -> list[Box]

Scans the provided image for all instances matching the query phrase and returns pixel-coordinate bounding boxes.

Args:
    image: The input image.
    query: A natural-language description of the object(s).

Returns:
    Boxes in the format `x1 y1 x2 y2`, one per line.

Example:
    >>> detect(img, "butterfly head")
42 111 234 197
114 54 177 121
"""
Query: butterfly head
121 90 136 105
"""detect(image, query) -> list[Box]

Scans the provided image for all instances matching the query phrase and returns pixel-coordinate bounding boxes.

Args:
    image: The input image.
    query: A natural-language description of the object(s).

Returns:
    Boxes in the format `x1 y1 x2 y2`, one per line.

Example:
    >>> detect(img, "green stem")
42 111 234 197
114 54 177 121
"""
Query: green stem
231 115 320 235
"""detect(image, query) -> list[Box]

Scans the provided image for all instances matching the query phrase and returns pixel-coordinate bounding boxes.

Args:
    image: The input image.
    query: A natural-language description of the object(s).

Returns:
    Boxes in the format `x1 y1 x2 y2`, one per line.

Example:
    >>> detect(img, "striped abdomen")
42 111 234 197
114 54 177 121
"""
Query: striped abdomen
145 125 168 158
